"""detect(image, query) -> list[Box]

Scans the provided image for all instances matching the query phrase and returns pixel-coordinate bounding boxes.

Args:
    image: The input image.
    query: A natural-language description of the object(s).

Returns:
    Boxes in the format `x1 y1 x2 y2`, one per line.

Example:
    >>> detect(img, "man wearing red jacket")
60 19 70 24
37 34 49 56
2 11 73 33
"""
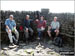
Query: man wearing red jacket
35 16 46 40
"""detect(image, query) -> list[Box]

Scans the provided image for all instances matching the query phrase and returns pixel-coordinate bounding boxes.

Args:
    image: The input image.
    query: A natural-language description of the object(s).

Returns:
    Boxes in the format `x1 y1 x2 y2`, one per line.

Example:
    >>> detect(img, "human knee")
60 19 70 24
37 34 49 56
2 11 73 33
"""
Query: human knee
56 30 59 33
47 30 51 33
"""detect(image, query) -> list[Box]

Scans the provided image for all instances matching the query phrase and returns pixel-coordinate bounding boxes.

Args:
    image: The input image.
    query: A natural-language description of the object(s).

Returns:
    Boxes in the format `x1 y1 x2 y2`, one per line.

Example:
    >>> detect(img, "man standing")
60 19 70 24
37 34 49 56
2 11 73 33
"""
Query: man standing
5 15 19 46
24 15 33 43
47 16 60 40
35 16 46 40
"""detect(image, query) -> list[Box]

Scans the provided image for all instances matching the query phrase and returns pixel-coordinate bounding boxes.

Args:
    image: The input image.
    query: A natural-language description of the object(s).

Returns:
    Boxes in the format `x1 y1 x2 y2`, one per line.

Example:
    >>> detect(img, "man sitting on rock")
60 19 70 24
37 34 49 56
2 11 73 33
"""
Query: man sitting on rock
35 16 46 40
23 15 33 44
5 15 19 47
47 16 60 41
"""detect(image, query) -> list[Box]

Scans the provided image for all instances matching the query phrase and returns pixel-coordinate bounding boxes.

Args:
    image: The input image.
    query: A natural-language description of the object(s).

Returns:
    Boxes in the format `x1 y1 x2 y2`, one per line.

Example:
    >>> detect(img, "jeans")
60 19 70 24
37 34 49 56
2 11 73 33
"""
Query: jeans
6 29 19 43
24 28 33 38
37 28 44 38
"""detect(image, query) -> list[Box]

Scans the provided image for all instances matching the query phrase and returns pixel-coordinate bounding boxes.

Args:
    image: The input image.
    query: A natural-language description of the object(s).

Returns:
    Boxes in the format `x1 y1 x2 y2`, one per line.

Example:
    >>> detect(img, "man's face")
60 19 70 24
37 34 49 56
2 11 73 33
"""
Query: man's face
54 17 57 22
9 16 13 20
40 16 44 21
26 16 29 20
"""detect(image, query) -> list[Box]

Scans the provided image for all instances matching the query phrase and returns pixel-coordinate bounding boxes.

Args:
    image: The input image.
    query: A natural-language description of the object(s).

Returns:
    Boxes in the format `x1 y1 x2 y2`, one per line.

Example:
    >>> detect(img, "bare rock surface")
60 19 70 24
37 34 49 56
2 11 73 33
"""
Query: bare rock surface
0 40 74 56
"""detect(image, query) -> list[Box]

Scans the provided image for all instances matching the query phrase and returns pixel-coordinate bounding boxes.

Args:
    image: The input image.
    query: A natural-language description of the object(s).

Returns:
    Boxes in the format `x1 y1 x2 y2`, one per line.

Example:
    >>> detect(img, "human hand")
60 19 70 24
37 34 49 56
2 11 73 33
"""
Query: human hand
36 19 39 21
54 30 57 32
41 27 45 30
26 28 28 32
8 29 11 33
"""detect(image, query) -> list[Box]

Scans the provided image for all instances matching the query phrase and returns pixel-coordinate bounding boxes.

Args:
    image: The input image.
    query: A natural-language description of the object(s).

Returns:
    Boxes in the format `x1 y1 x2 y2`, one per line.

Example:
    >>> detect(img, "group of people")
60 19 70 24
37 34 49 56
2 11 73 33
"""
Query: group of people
5 14 60 47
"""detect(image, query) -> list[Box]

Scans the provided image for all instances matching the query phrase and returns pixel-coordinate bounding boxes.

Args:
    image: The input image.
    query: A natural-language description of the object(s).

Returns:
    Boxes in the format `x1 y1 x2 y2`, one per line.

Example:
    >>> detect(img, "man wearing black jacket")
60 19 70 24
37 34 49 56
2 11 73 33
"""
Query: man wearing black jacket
24 15 33 39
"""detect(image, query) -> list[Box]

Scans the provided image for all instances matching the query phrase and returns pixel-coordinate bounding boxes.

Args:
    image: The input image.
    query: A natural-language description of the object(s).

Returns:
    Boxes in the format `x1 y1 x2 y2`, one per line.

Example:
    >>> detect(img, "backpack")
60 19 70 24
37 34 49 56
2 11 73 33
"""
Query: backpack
53 37 63 47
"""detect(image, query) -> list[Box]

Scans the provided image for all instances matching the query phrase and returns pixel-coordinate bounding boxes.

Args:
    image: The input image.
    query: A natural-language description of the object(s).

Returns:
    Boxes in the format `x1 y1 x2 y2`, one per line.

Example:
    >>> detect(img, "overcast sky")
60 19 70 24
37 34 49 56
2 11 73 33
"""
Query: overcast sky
1 1 74 13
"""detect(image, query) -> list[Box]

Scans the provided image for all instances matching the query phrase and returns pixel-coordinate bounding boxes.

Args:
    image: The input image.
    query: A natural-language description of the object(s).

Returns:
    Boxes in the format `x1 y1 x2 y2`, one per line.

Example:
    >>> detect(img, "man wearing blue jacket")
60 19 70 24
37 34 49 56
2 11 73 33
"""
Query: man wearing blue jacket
5 15 19 46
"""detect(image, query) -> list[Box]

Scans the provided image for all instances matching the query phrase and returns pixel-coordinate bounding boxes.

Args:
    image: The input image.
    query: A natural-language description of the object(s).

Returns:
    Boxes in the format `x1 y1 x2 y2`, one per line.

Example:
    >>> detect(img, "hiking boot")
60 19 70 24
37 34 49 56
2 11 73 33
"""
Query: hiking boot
9 43 16 48
9 43 14 46
37 37 40 40
15 40 19 45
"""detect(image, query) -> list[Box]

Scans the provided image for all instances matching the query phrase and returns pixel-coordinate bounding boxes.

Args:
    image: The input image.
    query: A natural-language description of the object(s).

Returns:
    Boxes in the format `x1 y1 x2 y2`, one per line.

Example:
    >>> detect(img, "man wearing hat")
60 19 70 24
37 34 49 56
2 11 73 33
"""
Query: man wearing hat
5 15 19 46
